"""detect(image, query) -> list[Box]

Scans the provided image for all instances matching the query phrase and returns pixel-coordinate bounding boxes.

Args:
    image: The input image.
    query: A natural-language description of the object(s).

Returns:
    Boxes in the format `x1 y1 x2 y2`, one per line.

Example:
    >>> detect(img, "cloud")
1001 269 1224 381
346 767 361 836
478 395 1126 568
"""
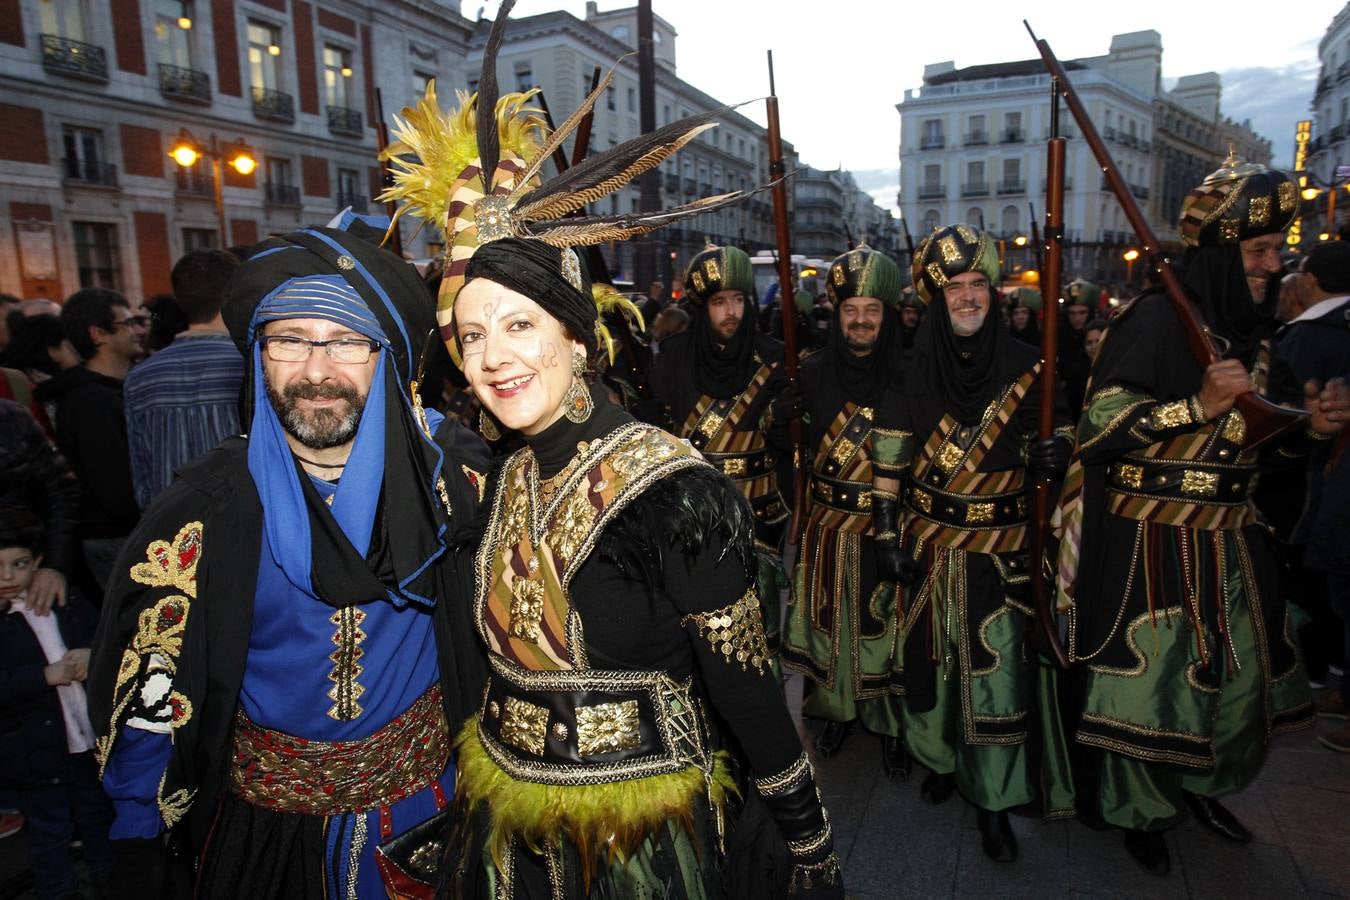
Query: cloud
849 168 901 215
1211 61 1319 168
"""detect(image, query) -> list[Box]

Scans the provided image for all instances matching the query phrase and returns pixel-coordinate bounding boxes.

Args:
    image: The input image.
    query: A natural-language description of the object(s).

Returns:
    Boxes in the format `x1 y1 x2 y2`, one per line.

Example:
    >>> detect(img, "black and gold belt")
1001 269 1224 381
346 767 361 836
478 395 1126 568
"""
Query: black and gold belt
905 483 1028 530
704 448 772 480
477 656 710 786
1108 459 1255 504
808 474 872 515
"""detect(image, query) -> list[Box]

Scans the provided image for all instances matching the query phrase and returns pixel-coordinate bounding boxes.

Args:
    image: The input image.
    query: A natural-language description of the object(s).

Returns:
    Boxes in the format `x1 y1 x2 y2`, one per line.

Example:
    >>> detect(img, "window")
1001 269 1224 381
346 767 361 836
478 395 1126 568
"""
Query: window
39 0 84 40
606 85 615 111
922 209 940 232
513 61 533 94
922 119 943 141
610 24 629 41
154 0 193 68
323 44 352 108
663 103 671 124
923 164 940 187
966 160 984 183
1002 158 1020 182
1001 205 1019 234
182 227 217 251
968 114 985 139
61 125 104 181
337 167 360 200
266 156 292 186
627 87 636 114
966 207 984 229
73 221 120 289
412 70 434 100
247 20 282 91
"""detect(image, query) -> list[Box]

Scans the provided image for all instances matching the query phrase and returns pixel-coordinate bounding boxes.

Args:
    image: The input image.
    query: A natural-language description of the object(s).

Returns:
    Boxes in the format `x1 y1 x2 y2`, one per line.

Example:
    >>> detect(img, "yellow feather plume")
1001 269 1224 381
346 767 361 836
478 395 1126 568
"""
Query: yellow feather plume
591 284 646 364
378 80 547 242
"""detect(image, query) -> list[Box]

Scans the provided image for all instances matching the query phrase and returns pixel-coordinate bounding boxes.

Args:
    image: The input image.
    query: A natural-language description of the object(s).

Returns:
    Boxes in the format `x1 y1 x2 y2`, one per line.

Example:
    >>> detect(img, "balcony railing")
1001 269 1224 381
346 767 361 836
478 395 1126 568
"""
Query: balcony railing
1001 128 1024 143
1130 183 1150 200
336 191 368 213
264 182 301 206
996 180 1026 195
62 158 118 187
964 130 988 146
327 105 363 137
920 135 946 150
683 177 696 194
41 34 108 82
252 86 295 124
158 63 211 104
917 184 946 199
664 174 680 193
174 168 213 196
961 181 989 197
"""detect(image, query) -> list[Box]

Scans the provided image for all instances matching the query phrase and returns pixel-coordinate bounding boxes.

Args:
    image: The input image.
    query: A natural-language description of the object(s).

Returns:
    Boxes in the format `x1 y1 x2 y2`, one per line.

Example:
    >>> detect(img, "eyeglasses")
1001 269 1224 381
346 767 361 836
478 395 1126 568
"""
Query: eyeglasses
260 335 381 364
111 315 150 330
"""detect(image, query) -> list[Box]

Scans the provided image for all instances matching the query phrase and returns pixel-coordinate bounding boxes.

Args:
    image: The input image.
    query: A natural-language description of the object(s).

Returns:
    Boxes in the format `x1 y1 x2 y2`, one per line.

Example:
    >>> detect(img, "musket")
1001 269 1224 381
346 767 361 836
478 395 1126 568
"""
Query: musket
1028 202 1045 283
1029 77 1072 670
1025 23 1307 448
766 50 807 543
899 215 916 265
533 91 577 177
374 89 404 257
571 66 603 167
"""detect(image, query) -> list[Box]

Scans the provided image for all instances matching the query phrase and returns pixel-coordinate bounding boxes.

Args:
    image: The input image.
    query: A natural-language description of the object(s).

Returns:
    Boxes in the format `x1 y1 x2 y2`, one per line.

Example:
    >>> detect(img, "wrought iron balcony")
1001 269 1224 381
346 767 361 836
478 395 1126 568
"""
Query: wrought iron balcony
327 105 363 137
1130 183 1150 200
174 168 213 196
159 64 211 104
996 180 1026 195
964 130 988 146
264 181 301 206
683 178 696 194
41 34 107 82
916 184 946 200
252 86 295 124
336 191 368 213
62 158 118 187
960 181 989 197
920 135 945 150
664 174 680 193
1001 128 1024 143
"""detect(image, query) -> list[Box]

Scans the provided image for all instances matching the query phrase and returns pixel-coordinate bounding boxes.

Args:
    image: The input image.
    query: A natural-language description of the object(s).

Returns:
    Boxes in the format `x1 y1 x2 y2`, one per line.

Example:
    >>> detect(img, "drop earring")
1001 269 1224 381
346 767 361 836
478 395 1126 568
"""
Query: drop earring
478 407 502 442
562 353 594 423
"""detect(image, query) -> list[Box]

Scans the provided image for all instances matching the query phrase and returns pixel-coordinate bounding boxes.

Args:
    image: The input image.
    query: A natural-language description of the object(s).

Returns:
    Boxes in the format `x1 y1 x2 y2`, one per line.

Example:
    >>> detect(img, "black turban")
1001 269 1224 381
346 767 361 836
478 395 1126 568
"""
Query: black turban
463 238 598 352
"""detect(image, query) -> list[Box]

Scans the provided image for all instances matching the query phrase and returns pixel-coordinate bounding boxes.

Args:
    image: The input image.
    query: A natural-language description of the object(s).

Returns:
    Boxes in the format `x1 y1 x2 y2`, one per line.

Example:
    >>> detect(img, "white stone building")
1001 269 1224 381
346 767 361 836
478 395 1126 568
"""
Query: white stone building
1305 2 1350 236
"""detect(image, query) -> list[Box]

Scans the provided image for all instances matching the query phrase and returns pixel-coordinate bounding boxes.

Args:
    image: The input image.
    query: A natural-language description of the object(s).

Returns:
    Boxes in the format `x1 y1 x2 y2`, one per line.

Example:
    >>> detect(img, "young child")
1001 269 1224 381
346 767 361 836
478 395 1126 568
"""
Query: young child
0 504 114 899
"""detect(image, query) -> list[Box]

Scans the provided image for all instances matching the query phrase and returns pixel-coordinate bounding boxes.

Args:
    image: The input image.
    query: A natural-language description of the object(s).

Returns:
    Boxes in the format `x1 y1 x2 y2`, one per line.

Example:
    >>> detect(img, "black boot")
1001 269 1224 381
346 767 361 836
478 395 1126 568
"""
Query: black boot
976 808 1018 862
881 736 912 781
815 720 852 758
1182 791 1252 843
919 771 956 805
1123 829 1171 876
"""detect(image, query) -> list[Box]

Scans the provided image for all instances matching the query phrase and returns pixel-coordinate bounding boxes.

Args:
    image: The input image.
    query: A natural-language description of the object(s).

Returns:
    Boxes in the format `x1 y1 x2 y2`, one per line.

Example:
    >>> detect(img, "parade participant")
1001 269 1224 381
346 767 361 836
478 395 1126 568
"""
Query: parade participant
881 224 1073 862
1059 285 1095 419
899 289 923 352
1054 154 1350 875
651 242 792 653
1007 297 1041 349
781 245 912 777
380 5 841 892
87 221 491 899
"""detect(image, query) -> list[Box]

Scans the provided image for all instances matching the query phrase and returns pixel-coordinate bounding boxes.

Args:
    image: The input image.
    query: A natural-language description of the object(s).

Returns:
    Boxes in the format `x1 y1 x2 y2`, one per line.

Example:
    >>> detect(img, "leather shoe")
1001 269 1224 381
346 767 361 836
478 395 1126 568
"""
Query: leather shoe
920 771 956 805
881 736 912 781
1123 829 1170 876
815 720 852 758
1182 791 1251 843
976 808 1018 862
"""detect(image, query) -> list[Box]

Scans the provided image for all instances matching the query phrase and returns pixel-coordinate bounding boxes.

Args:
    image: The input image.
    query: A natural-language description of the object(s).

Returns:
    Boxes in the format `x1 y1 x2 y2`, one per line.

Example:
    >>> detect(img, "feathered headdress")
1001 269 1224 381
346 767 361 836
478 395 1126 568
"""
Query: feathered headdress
379 0 752 353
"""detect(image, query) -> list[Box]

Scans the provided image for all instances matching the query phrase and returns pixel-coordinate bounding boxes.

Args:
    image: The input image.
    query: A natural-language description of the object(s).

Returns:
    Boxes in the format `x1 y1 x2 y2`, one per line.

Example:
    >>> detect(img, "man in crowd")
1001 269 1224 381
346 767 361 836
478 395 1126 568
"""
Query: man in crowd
782 245 912 777
899 290 923 353
124 249 244 510
650 243 792 649
638 279 667 334
879 224 1073 862
1059 288 1094 420
88 223 489 898
52 289 146 592
1055 155 1349 875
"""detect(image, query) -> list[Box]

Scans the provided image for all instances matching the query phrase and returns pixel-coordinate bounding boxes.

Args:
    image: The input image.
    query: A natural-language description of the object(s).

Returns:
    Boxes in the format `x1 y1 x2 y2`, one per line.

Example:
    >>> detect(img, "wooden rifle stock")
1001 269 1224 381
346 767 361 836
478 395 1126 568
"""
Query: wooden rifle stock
1025 23 1307 448
375 89 404 257
766 50 806 544
1030 78 1072 670
571 67 603 168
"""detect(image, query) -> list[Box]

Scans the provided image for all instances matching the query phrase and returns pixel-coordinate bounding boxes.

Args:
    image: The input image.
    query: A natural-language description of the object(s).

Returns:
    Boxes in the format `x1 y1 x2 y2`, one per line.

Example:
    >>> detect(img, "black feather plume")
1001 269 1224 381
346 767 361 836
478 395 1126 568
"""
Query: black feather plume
475 0 515 194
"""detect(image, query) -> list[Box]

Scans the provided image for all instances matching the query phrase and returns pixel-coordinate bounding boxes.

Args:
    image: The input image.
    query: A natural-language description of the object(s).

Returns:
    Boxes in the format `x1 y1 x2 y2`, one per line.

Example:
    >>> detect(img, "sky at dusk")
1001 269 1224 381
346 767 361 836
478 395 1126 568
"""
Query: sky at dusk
492 0 1344 212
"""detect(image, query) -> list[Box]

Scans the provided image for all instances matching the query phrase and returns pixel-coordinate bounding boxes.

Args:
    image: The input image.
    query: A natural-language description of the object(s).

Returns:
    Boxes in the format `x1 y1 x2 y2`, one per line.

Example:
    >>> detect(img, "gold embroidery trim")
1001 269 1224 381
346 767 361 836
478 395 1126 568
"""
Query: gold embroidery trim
723 457 747 476
1248 195 1270 227
935 441 964 473
691 270 706 293
130 521 203 599
575 700 641 756
501 695 549 756
1221 410 1246 444
1278 180 1296 212
925 261 949 288
1218 218 1241 242
1116 463 1144 489
910 487 933 514
327 607 367 722
682 589 771 674
754 751 812 796
507 577 545 642
938 235 961 264
966 502 995 524
698 412 725 439
830 437 858 466
1149 399 1194 430
704 257 721 282
1180 470 1219 497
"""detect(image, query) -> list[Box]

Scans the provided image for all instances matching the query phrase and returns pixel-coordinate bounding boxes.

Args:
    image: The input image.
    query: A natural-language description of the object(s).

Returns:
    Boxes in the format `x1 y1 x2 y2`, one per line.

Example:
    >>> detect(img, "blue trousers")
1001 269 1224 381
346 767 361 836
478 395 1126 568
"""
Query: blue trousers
15 752 115 900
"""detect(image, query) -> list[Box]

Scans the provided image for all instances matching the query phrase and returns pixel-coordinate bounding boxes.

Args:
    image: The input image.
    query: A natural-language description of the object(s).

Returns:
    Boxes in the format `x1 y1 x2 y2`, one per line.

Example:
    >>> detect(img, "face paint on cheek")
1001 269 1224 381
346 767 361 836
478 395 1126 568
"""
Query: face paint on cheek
538 341 563 369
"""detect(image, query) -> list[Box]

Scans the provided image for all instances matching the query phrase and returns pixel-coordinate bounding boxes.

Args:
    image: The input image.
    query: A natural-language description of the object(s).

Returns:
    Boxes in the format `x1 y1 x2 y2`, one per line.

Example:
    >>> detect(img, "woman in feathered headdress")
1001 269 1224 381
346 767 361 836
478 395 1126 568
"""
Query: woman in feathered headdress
380 4 843 897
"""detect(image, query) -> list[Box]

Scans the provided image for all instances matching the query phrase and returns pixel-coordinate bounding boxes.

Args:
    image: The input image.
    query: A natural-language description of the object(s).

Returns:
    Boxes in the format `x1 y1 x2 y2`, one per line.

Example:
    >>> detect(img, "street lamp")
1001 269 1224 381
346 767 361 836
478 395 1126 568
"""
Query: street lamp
1122 247 1140 287
168 129 256 247
1297 171 1350 240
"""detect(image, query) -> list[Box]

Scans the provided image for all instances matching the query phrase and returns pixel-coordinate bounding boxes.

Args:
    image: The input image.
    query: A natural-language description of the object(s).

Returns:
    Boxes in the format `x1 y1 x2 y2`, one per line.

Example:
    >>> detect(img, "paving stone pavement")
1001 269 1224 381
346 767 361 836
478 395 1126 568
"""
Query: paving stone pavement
789 670 1350 900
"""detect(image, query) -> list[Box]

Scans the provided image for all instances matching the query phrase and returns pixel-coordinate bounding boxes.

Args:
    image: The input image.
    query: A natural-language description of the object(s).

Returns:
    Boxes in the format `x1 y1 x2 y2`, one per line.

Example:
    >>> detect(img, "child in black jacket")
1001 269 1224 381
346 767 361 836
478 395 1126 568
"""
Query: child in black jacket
1 504 113 899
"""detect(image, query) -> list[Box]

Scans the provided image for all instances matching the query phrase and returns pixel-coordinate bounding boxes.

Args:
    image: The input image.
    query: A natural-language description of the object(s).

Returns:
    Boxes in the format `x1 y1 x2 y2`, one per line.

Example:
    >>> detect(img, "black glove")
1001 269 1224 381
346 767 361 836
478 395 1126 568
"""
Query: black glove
872 493 920 586
1027 435 1071 482
758 771 845 899
770 380 807 423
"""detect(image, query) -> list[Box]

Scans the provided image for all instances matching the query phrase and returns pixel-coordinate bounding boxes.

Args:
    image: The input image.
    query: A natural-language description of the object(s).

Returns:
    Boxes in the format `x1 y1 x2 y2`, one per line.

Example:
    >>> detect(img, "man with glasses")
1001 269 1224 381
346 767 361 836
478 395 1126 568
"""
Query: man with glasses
88 224 490 898
50 288 147 593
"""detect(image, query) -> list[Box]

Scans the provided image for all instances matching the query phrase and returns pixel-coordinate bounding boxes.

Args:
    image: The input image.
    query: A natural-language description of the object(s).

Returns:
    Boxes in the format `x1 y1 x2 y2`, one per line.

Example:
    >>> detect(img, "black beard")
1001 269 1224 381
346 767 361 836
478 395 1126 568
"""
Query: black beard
266 379 366 450
845 329 877 353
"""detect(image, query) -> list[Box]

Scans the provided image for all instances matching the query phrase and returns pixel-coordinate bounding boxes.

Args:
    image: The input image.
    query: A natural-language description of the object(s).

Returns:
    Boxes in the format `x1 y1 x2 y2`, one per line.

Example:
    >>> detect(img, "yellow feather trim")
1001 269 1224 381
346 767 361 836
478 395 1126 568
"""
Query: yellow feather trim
377 80 547 242
592 284 645 364
454 718 735 876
